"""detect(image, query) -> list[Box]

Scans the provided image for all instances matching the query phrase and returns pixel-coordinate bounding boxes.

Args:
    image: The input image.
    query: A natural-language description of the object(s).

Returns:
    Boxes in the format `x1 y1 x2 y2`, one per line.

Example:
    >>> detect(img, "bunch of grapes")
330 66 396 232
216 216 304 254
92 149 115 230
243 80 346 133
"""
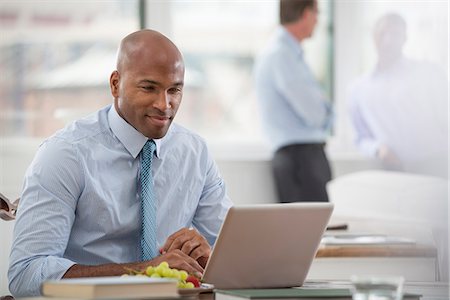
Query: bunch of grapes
124 261 201 288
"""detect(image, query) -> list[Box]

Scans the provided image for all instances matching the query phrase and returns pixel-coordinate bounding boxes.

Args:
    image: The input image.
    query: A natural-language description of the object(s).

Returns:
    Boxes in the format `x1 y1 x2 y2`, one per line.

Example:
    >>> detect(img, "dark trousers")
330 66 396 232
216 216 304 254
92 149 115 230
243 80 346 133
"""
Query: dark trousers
272 143 332 203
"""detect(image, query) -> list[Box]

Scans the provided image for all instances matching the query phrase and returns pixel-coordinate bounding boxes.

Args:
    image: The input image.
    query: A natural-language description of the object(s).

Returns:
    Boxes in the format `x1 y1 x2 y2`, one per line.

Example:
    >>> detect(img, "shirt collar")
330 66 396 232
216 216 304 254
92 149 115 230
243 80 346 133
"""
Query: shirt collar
277 26 304 58
108 104 161 159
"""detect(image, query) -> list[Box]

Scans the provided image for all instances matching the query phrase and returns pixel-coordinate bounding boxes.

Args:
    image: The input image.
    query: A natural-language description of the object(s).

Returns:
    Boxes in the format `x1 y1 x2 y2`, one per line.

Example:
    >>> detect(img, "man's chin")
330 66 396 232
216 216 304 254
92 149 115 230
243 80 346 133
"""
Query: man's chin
144 126 171 140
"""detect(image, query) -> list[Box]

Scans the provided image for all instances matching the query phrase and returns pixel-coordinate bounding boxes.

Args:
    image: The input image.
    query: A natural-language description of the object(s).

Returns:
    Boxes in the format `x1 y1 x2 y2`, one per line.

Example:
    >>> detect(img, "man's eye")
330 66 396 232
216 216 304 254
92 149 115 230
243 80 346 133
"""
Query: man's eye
169 87 183 94
142 86 156 91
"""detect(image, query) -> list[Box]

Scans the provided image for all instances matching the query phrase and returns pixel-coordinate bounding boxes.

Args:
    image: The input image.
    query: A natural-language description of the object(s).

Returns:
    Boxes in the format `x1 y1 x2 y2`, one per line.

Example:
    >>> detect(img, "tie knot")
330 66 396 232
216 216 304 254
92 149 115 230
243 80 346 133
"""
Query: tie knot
143 139 156 161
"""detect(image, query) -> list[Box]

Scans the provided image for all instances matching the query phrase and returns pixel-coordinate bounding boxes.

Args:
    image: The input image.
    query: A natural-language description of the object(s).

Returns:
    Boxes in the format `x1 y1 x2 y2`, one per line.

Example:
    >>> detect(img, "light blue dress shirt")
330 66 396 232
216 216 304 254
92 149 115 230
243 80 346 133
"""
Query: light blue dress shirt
8 104 232 297
254 27 333 151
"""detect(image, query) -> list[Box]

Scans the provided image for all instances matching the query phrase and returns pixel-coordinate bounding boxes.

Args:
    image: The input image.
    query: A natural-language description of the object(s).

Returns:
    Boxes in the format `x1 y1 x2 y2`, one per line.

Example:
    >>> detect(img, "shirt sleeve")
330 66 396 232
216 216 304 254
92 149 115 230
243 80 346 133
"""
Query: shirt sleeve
8 138 84 297
274 52 333 129
192 146 232 246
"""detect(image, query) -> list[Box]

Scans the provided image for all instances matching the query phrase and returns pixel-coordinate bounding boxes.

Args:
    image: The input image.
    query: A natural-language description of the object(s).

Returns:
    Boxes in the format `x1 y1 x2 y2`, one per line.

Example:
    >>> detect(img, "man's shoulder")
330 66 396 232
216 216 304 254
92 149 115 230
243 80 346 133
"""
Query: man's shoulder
255 38 297 74
259 40 291 61
51 105 111 145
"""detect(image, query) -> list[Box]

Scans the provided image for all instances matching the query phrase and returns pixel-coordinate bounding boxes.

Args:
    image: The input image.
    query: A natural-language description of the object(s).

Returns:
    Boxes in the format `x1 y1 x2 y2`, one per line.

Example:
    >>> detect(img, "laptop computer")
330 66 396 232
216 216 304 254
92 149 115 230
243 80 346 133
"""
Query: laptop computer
201 202 333 289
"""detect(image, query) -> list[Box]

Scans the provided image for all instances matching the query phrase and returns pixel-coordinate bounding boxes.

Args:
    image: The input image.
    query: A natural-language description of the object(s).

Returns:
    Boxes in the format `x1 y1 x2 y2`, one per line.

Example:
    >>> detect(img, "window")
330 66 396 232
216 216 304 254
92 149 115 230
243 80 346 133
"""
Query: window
0 1 139 138
0 1 138 197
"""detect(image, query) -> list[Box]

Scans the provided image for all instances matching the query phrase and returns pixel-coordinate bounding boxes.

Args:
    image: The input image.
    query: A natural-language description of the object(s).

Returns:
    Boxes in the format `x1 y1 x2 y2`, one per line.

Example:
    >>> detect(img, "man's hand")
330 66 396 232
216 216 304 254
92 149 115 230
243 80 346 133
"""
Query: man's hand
161 228 211 268
377 144 402 169
151 249 204 278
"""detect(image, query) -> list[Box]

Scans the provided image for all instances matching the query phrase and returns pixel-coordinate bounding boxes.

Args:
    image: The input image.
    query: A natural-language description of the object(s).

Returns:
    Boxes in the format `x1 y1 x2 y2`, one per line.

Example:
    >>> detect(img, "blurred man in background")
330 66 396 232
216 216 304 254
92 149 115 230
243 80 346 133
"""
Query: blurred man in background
254 0 333 203
349 13 448 178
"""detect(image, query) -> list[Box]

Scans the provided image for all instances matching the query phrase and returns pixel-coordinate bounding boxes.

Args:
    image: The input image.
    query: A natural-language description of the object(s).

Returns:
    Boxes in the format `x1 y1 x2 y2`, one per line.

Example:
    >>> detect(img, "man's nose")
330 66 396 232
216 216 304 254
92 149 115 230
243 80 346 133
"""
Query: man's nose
153 92 171 110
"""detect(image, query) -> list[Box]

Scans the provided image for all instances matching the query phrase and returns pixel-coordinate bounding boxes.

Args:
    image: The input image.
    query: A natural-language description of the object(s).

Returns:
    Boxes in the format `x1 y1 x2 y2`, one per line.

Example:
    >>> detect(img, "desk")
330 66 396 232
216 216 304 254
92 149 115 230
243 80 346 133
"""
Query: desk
308 244 438 281
197 281 448 300
11 281 449 300
316 244 437 258
302 280 449 300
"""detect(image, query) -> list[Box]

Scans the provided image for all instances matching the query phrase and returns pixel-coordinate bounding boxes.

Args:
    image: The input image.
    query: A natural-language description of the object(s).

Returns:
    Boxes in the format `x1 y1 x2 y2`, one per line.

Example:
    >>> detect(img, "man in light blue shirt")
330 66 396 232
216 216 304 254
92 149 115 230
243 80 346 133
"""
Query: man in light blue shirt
8 29 232 297
254 0 333 202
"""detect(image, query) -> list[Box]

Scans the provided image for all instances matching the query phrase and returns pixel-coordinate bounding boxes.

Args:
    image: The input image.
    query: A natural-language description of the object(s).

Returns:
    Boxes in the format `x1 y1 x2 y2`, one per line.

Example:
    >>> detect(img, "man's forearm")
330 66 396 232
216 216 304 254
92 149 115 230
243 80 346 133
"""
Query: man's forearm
63 261 149 278
63 250 205 279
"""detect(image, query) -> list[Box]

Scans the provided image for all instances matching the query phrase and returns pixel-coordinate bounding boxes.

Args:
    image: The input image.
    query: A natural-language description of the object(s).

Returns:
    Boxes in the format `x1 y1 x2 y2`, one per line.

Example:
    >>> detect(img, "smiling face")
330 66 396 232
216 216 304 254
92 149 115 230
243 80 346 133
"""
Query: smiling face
110 30 185 139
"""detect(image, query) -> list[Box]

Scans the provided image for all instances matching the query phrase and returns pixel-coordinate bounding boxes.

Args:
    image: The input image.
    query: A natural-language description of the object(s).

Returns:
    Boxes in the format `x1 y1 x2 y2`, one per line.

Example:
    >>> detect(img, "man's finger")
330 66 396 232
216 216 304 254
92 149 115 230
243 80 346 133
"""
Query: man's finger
189 246 210 261
162 228 197 252
180 239 201 256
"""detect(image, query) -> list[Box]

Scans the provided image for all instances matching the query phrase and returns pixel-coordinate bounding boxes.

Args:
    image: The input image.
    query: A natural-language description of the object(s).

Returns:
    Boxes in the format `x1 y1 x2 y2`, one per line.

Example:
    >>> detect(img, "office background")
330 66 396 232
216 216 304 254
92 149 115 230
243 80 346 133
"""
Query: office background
1 0 447 159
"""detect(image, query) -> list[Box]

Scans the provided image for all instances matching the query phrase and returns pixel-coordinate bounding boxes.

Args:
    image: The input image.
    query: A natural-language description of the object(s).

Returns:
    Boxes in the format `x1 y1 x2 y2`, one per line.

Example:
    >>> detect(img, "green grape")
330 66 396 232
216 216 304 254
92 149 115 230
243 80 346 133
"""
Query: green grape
185 282 195 289
128 261 199 289
172 269 181 279
145 266 154 276
154 265 166 276
162 268 174 278
179 270 188 281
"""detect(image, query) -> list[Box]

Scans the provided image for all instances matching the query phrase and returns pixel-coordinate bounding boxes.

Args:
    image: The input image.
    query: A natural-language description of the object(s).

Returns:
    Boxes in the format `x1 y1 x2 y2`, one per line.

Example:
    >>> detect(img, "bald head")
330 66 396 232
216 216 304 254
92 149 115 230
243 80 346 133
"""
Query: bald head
116 29 184 73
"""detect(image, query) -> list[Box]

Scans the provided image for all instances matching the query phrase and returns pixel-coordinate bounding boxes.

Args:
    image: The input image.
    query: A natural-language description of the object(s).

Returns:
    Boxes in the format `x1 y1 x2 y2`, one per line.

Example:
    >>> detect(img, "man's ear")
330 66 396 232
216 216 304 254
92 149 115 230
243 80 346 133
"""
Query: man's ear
299 8 310 21
110 70 120 98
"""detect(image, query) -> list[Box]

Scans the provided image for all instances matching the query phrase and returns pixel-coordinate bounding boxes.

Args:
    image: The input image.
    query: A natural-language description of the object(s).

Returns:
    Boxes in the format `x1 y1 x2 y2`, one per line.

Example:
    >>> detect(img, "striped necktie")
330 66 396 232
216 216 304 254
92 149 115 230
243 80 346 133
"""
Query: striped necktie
140 139 158 261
